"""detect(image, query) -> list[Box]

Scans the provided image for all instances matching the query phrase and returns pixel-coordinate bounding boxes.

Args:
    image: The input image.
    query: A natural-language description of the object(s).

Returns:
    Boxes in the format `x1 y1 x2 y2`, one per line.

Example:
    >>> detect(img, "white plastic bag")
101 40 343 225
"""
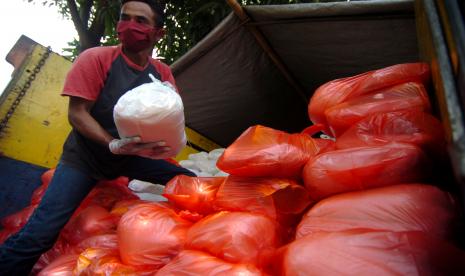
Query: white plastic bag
128 179 165 194
113 74 187 159
188 151 209 161
208 148 225 160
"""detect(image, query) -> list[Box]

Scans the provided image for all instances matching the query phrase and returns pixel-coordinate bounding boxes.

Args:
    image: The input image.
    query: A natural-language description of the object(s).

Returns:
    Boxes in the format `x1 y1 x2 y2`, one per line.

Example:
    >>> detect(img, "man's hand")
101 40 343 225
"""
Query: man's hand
109 136 171 159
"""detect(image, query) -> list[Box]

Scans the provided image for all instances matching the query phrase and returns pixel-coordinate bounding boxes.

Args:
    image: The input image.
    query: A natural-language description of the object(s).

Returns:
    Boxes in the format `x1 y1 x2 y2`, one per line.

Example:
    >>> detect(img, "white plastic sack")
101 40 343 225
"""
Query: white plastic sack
134 192 167 202
179 160 200 171
195 159 219 175
114 74 187 159
188 152 209 161
208 148 225 160
128 179 165 194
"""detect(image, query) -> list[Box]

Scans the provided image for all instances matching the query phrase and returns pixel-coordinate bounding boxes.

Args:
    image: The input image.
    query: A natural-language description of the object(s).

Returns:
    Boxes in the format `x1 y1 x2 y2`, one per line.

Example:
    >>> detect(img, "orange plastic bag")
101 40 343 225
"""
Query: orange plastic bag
156 250 263 276
308 62 430 131
325 82 431 136
272 230 465 276
215 176 311 222
80 177 137 210
110 199 148 219
302 143 430 201
31 168 55 205
118 203 192 268
75 247 155 276
186 211 278 265
217 125 329 178
336 110 445 154
32 239 73 274
74 234 119 252
1 204 37 230
163 176 225 214
37 254 79 276
33 234 118 274
78 251 155 276
75 247 119 275
296 184 458 239
61 205 119 245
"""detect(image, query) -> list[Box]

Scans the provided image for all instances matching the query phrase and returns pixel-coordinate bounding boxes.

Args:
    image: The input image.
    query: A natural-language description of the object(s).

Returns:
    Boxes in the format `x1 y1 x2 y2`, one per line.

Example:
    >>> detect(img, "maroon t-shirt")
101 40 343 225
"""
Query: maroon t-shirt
61 45 178 179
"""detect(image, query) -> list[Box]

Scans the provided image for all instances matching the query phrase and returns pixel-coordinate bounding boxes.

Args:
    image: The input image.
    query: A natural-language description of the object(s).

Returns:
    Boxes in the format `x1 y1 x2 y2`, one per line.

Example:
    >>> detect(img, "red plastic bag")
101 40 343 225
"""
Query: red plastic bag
336 110 445 154
217 125 329 178
118 203 192 268
302 143 430 201
296 184 458 239
163 176 225 214
0 229 15 244
40 168 56 185
37 254 79 276
325 82 431 136
308 62 430 131
80 177 137 210
156 250 263 276
61 205 119 245
186 211 278 265
215 176 311 222
272 230 465 275
30 168 55 205
1 204 37 230
32 239 73 274
31 183 50 205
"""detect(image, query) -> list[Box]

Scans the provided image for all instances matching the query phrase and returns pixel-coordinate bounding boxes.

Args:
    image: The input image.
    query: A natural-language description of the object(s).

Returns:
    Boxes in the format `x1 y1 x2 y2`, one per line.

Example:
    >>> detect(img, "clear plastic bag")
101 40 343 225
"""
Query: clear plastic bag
114 74 186 158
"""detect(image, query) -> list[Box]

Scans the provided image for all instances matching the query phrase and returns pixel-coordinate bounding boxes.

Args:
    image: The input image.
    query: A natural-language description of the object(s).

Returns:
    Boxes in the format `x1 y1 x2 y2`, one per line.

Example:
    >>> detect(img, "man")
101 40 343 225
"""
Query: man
0 0 194 274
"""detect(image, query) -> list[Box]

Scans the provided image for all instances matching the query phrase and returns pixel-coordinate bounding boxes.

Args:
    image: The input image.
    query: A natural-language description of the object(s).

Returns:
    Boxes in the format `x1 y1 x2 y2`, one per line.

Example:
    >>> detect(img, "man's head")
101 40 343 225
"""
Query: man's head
118 0 166 53
120 0 165 28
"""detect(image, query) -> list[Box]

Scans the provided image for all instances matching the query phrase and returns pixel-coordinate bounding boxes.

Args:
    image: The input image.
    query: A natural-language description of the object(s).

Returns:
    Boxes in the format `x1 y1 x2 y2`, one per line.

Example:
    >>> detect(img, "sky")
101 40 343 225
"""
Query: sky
0 0 77 93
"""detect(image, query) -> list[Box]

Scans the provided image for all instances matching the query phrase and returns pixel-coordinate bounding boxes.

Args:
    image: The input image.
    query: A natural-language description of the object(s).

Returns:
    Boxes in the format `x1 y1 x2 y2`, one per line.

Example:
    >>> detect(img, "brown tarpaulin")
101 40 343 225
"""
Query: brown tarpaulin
171 0 419 146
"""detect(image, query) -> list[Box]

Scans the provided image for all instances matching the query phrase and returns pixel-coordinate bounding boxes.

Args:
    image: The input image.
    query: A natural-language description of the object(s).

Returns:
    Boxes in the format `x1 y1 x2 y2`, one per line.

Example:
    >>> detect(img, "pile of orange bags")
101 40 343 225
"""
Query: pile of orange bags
308 62 430 134
3 62 464 275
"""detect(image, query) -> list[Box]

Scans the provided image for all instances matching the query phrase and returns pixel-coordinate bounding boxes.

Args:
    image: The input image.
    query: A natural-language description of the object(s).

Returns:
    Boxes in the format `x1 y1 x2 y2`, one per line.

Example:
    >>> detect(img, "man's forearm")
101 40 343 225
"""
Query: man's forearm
69 111 114 146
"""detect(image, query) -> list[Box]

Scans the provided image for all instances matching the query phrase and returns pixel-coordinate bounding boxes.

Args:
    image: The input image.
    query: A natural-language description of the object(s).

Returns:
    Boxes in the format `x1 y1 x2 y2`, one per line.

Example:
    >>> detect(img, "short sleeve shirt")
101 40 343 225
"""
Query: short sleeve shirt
60 45 178 179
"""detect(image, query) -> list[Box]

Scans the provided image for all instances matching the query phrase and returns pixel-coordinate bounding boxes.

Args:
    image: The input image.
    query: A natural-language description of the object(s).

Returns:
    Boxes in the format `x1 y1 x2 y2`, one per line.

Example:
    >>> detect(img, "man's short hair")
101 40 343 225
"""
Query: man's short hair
121 0 165 27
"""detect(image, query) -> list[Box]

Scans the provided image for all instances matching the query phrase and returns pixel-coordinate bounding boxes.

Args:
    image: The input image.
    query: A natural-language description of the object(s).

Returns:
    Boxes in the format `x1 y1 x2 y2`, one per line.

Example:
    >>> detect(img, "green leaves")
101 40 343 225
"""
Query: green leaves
26 0 331 63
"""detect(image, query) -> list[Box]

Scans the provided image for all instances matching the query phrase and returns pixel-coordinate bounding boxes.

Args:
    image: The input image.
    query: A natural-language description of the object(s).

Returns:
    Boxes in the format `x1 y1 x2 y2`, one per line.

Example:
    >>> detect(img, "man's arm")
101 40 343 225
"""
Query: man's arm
68 96 171 158
68 96 114 146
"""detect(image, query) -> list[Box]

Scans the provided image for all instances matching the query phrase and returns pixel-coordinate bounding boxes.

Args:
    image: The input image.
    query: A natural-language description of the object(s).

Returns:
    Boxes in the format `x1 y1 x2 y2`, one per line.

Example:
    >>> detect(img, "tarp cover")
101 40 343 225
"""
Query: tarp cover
171 0 419 146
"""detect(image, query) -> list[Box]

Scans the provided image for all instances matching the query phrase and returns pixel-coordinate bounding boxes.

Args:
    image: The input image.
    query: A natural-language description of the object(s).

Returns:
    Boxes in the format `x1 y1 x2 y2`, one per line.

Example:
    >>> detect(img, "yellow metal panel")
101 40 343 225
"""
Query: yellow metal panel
185 127 222 152
174 145 199 162
0 45 72 168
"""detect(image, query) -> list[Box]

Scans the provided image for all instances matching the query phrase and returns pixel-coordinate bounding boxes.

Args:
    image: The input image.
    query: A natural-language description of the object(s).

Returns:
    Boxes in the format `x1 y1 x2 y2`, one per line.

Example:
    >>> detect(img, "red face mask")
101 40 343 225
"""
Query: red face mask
117 20 161 52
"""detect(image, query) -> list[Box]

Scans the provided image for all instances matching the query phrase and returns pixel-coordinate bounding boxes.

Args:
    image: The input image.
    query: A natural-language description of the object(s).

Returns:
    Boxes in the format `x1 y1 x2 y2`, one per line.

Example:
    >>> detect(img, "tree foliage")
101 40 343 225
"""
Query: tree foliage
28 0 325 63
